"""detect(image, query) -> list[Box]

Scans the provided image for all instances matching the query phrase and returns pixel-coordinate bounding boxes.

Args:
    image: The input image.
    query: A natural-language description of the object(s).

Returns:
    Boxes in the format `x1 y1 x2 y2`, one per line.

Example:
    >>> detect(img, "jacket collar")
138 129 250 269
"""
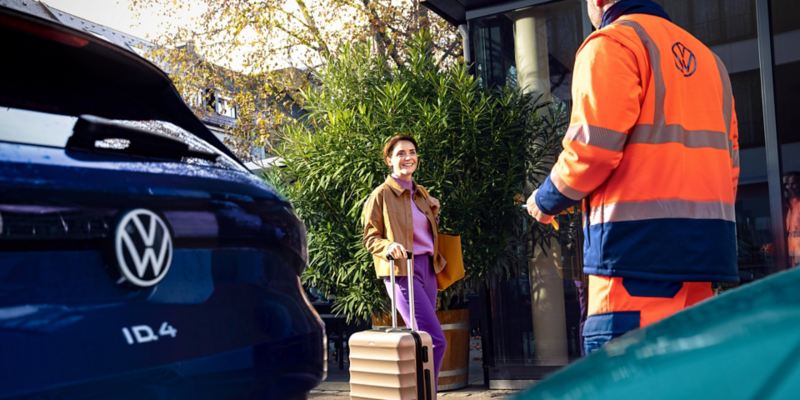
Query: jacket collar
600 0 670 28
384 175 425 198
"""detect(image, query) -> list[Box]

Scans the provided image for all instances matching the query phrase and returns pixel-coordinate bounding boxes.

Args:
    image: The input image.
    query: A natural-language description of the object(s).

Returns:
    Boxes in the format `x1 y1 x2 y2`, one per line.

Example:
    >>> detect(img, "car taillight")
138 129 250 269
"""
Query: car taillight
0 13 88 48
0 205 112 245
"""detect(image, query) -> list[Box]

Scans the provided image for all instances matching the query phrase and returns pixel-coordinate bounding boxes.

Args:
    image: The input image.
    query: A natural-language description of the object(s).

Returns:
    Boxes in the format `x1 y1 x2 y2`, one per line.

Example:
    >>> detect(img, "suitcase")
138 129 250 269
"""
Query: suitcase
349 252 436 400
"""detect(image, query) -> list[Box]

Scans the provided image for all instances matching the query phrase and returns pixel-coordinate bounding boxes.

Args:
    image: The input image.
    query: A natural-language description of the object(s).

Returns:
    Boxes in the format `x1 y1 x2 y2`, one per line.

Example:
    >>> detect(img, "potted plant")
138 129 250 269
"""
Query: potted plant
266 32 565 389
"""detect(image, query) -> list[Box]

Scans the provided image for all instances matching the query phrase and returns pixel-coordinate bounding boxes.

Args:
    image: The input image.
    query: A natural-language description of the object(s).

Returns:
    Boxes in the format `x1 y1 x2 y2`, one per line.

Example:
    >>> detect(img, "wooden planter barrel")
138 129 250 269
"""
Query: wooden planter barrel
371 312 403 328
370 308 470 391
435 308 469 391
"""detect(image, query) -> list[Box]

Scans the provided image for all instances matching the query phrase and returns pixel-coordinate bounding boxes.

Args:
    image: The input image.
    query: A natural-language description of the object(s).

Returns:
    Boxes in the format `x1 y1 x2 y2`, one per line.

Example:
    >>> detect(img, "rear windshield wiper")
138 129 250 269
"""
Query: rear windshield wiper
66 114 219 162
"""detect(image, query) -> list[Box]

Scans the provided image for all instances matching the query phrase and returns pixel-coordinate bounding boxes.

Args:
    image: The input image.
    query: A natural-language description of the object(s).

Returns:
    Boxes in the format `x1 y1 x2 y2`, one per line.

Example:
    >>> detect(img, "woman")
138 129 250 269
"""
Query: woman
362 134 447 388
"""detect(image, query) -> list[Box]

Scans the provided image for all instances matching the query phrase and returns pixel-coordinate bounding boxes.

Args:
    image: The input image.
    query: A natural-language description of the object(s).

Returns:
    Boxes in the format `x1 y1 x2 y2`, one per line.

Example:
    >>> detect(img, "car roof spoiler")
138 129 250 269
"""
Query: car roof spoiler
0 6 247 169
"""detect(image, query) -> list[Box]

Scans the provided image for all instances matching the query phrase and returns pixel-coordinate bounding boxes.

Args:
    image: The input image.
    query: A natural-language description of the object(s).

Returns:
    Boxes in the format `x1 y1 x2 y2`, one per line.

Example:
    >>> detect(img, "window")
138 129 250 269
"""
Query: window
772 0 800 268
215 95 237 119
654 0 756 46
0 108 76 147
657 0 776 281
471 14 515 88
185 89 204 109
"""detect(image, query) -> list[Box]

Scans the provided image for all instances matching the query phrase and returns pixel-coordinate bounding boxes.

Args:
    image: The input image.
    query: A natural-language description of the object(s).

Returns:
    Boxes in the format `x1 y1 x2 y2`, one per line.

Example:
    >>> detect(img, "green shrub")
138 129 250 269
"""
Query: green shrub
267 33 566 322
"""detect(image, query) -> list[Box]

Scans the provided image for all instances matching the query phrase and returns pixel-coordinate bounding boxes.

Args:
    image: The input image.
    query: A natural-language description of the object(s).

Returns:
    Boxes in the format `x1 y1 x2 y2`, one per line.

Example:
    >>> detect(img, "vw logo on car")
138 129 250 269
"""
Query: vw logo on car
114 209 173 287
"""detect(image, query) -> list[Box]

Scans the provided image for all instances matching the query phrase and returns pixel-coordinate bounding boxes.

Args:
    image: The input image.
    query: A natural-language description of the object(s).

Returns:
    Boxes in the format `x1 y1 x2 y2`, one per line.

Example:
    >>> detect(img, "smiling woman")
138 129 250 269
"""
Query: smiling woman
385 136 419 183
362 133 448 388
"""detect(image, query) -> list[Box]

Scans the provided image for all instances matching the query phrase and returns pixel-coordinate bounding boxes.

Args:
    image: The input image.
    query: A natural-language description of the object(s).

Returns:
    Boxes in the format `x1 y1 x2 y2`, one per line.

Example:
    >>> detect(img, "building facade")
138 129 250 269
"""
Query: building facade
424 0 799 389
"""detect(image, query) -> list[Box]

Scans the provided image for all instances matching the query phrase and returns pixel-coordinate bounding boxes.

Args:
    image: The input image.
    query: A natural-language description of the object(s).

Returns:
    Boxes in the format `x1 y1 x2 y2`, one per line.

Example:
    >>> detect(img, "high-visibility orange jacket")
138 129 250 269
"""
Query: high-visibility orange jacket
534 13 740 282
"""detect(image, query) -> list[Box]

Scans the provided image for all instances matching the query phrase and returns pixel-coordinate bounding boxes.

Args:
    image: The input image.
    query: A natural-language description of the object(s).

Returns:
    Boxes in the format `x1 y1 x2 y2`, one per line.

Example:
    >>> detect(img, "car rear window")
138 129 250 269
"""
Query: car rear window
0 107 76 147
0 107 242 171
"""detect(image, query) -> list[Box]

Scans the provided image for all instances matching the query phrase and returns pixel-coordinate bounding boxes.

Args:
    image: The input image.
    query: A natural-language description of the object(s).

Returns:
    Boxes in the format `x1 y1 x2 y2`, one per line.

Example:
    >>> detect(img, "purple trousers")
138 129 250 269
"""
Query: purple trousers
384 255 446 389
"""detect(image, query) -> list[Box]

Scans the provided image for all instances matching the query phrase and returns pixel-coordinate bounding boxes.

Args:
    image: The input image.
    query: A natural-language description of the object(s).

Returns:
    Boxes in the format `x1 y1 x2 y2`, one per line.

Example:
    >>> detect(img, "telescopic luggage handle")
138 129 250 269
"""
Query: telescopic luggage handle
387 251 416 330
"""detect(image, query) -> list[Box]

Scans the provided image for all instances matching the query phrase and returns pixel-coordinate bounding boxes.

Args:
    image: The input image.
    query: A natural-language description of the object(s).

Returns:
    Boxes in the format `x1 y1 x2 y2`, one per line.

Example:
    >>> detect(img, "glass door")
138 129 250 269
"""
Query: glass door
770 0 800 268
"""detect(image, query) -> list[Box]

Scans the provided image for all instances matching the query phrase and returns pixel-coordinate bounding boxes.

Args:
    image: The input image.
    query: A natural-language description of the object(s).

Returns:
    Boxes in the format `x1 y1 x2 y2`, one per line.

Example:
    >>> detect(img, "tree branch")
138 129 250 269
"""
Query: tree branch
358 0 403 66
295 0 332 58
435 40 461 66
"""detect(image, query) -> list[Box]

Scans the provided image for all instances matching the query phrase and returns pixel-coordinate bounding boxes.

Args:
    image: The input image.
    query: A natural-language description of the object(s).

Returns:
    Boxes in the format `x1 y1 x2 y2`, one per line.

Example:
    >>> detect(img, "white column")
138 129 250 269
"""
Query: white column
512 8 552 99
512 7 568 365
529 238 569 365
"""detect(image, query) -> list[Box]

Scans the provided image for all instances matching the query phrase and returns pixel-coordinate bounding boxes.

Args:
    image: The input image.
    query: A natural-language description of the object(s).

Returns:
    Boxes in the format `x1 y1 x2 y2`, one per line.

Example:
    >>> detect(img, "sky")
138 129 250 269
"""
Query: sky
43 0 191 41
41 0 306 72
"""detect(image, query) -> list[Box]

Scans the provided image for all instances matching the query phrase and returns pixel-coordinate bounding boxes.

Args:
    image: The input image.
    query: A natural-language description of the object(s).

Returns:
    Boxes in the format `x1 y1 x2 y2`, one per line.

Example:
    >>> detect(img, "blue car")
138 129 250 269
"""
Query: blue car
0 5 325 399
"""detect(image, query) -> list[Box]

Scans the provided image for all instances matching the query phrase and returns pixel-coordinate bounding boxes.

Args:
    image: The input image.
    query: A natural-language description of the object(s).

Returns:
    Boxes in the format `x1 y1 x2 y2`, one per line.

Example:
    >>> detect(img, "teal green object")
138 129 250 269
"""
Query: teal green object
516 268 800 400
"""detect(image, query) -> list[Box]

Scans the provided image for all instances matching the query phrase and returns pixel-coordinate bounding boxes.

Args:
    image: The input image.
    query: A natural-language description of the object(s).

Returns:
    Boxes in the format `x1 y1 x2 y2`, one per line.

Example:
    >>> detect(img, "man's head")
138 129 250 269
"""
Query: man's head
784 172 800 199
586 0 621 28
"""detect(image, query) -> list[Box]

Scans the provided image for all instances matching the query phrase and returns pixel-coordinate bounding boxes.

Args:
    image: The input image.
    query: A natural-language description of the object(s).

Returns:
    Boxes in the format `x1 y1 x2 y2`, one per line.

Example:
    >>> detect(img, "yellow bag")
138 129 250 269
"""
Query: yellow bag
436 233 465 291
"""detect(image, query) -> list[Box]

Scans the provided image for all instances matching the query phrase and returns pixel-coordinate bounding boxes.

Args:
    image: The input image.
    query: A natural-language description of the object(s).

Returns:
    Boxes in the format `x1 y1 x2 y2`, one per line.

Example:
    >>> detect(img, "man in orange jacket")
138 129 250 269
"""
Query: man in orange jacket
783 172 800 267
526 0 739 354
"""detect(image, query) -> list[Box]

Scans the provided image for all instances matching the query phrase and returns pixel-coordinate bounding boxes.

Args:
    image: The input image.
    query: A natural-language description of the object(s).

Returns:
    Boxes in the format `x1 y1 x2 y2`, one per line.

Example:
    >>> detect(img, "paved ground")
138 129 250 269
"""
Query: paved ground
309 388 519 399
309 336 523 399
310 386 519 399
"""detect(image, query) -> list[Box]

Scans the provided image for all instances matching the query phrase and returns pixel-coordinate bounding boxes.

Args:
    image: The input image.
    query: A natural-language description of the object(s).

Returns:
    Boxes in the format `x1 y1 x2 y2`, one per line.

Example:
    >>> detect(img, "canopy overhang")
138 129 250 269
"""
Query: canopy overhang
421 0 557 25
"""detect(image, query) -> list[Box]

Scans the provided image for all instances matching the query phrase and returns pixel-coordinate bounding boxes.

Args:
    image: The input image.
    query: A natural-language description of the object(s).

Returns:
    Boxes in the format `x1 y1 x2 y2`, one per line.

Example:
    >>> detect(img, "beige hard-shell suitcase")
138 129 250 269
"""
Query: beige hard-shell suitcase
349 252 435 400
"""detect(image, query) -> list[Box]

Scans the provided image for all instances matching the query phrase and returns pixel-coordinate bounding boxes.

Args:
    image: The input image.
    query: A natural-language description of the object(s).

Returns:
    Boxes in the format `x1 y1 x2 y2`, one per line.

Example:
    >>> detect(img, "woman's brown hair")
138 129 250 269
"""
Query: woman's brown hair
382 134 418 166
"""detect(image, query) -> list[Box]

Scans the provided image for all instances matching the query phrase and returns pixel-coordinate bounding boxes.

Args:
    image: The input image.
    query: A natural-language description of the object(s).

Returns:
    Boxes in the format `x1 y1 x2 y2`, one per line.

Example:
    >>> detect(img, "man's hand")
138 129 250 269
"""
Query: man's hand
526 190 555 225
385 242 407 260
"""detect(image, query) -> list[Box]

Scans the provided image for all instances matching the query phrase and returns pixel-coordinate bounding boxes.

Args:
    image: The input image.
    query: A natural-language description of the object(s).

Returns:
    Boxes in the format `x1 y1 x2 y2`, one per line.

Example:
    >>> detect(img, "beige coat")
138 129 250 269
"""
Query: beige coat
362 176 445 277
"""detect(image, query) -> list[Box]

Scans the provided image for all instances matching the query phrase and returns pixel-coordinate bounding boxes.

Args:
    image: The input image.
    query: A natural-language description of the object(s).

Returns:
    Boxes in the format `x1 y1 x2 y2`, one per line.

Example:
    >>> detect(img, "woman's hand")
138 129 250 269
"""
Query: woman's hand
428 196 441 213
385 242 408 260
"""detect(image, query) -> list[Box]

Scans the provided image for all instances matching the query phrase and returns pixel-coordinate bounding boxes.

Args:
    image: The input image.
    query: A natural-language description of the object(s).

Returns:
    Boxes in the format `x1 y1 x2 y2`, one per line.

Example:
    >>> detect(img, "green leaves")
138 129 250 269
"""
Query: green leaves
270 33 567 322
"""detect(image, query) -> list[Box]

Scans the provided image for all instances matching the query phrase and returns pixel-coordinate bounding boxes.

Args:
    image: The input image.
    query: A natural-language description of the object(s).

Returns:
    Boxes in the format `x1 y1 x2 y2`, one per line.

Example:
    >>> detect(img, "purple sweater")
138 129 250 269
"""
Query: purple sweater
393 176 435 256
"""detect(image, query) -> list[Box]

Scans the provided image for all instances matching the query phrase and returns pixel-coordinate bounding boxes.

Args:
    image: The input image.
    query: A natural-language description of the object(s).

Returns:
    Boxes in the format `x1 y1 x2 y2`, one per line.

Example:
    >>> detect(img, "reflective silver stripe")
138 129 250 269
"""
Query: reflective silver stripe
565 124 628 152
550 170 588 201
714 54 733 143
713 53 739 168
618 20 665 129
620 20 738 165
629 124 729 149
589 199 736 225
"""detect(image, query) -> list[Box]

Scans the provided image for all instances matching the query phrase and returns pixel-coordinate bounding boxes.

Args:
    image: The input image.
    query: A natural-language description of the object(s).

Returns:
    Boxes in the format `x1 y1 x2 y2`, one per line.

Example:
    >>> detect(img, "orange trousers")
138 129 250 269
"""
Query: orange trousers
583 275 713 354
